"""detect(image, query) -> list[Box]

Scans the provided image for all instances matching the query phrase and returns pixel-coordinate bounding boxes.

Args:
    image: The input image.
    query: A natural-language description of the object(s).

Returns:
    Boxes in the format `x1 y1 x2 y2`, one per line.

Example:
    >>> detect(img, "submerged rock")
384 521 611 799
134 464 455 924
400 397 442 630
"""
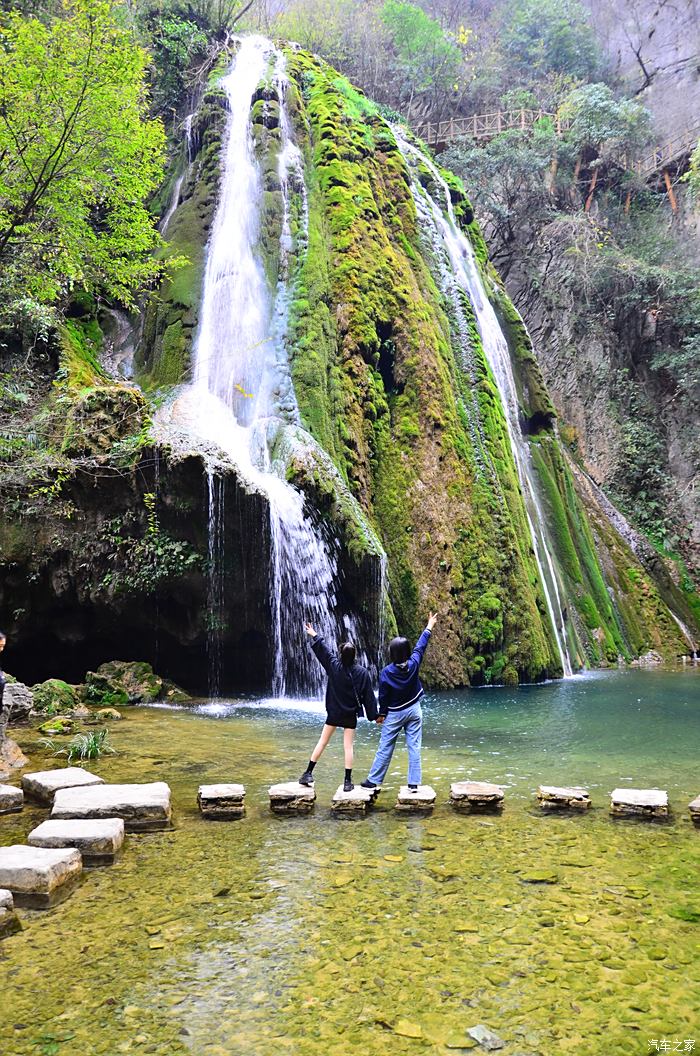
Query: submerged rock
0 888 21 938
467 1024 505 1050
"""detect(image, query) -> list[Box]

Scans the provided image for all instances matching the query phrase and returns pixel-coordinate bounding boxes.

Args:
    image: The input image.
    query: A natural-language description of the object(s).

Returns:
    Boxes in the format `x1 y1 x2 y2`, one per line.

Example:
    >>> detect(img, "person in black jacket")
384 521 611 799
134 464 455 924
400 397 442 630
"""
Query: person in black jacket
299 622 378 792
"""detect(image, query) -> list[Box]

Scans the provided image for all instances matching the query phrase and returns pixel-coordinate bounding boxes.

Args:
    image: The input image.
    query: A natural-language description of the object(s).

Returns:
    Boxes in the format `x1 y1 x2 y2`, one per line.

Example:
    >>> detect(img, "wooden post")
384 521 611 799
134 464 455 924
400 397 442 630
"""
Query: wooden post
584 168 598 212
521 107 526 129
624 189 632 214
662 169 678 213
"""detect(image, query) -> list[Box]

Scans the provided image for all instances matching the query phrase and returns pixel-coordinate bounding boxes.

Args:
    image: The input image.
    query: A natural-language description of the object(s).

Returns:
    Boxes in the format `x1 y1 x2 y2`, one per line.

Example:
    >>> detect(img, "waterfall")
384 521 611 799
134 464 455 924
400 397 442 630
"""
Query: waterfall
395 130 573 678
161 35 382 697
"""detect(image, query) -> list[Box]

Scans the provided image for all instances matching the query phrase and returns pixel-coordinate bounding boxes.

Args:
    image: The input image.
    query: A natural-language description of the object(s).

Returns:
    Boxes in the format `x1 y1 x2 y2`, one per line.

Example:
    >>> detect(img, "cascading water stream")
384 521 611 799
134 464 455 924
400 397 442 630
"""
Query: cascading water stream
395 130 573 677
162 35 382 697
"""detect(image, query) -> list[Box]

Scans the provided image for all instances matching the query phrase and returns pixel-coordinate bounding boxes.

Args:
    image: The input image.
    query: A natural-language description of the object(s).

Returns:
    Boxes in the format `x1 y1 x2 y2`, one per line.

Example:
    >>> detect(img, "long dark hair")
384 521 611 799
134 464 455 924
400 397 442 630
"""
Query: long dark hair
389 636 411 664
339 641 356 668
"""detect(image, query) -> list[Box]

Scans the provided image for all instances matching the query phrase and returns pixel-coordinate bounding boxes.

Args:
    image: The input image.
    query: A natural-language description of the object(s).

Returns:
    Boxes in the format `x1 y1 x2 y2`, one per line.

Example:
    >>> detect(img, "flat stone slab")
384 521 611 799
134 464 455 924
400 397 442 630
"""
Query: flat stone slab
331 785 376 813
689 794 700 825
0 783 23 814
198 783 246 819
450 781 504 811
0 845 82 908
28 818 125 863
467 1024 505 1050
537 785 591 810
610 788 668 817
269 782 316 814
396 785 436 811
22 767 104 805
52 782 172 831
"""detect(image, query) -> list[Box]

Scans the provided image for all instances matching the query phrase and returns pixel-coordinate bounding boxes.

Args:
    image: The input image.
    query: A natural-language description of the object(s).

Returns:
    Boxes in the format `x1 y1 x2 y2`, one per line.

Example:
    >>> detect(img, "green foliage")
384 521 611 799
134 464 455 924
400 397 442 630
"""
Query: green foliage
561 82 651 156
380 0 462 105
0 0 167 325
149 15 208 115
44 727 116 762
99 498 202 596
31 678 78 713
502 0 600 81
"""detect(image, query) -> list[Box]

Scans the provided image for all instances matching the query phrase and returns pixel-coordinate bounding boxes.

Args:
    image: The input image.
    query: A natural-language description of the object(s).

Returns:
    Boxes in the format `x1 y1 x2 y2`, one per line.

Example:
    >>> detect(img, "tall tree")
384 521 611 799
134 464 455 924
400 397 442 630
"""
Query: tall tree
0 0 166 325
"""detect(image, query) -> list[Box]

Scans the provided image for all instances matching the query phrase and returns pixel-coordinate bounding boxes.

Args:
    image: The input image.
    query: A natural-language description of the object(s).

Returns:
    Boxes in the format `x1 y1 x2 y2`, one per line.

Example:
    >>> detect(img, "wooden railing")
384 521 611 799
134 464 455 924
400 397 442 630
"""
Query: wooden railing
412 108 700 186
413 108 567 146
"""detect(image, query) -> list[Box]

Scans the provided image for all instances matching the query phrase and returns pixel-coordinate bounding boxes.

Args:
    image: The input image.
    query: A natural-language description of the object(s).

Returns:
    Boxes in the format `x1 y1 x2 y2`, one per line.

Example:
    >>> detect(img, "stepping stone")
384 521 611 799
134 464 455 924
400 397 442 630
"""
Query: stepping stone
0 889 21 939
268 782 316 814
22 766 104 805
28 819 125 865
0 784 23 815
331 784 376 814
0 845 82 908
689 794 700 826
395 785 436 812
610 788 668 818
450 781 504 812
198 783 246 819
51 782 172 831
537 785 591 810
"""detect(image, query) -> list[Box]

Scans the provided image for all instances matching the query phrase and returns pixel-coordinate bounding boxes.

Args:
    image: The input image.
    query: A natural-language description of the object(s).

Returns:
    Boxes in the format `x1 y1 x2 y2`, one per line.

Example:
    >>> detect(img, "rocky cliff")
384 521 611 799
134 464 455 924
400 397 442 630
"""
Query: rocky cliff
0 42 696 693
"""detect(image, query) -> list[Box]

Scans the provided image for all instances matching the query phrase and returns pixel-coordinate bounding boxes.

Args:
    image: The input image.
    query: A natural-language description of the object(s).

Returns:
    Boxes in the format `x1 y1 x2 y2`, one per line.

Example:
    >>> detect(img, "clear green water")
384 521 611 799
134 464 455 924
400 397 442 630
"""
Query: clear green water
1 669 699 1056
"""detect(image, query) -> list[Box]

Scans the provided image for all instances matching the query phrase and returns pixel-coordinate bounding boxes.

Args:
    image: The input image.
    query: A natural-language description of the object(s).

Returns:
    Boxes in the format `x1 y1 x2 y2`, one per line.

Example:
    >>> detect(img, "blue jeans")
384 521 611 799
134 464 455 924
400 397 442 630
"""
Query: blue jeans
367 703 422 786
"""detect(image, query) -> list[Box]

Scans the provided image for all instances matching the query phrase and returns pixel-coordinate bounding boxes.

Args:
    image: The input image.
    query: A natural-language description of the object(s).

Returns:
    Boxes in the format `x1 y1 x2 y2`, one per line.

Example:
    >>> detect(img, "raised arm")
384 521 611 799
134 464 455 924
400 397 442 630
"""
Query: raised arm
362 674 378 722
409 612 438 670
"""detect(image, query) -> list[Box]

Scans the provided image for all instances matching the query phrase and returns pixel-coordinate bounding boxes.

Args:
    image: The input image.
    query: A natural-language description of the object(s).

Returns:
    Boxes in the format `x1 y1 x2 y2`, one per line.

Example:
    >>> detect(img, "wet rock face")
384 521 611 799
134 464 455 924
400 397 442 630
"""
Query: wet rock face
0 450 274 694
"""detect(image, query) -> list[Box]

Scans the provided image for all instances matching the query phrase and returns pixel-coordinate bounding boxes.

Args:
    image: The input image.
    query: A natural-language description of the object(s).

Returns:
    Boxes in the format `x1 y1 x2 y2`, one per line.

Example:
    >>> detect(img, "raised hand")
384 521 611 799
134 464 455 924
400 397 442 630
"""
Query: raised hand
304 622 317 637
427 611 438 631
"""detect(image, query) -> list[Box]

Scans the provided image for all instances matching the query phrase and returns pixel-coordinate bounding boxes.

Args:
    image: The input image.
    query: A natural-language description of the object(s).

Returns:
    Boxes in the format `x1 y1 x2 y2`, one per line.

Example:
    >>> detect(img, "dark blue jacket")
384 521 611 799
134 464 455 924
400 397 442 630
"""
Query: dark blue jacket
378 628 431 716
311 636 378 721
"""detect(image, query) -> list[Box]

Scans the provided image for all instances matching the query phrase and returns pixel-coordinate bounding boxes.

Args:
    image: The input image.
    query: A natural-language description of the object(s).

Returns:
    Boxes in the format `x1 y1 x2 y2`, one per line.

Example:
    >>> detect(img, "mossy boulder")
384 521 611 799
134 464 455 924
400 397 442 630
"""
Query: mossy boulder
31 679 79 714
84 660 163 706
96 707 123 722
37 716 74 735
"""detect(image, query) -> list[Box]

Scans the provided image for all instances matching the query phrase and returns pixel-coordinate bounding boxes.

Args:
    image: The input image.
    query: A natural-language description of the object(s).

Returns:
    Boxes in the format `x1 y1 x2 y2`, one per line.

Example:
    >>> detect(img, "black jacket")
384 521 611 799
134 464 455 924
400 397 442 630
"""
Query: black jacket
310 635 378 722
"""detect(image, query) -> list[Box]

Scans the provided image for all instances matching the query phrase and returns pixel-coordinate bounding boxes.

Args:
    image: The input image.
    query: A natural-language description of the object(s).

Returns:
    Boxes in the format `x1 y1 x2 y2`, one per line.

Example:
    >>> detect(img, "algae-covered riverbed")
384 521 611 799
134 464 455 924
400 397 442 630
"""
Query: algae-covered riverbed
1 669 698 1056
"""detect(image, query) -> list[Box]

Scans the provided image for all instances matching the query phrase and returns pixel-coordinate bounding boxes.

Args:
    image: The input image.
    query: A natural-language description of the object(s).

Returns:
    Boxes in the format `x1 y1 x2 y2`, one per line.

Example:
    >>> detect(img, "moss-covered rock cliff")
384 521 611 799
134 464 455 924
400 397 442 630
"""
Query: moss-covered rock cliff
1 40 696 691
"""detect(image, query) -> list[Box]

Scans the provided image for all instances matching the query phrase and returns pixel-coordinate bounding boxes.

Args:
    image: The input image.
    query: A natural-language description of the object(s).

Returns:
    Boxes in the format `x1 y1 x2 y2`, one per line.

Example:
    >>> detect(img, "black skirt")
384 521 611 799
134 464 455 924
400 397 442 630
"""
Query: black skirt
325 704 358 730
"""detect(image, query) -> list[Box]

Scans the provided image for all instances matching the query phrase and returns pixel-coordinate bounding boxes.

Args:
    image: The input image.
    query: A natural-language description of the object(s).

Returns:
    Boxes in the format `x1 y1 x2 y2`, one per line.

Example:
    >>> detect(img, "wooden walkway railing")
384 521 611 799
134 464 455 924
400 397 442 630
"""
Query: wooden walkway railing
413 108 567 146
413 108 700 185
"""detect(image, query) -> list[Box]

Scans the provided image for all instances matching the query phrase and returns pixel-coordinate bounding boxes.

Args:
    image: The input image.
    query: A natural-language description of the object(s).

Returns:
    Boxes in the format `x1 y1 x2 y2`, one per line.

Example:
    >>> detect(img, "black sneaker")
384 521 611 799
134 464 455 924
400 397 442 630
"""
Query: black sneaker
343 778 355 792
408 784 419 792
360 780 377 789
299 771 315 787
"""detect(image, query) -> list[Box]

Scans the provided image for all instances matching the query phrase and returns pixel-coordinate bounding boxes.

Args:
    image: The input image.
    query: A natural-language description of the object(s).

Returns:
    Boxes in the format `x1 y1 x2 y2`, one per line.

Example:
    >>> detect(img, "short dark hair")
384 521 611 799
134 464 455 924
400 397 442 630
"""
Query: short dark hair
389 636 411 664
339 641 356 668
0 630 6 639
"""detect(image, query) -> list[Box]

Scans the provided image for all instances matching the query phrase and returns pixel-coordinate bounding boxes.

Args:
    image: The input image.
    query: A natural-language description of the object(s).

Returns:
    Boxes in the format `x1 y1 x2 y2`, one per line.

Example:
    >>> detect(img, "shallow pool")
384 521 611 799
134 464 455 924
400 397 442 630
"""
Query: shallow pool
1 669 698 1056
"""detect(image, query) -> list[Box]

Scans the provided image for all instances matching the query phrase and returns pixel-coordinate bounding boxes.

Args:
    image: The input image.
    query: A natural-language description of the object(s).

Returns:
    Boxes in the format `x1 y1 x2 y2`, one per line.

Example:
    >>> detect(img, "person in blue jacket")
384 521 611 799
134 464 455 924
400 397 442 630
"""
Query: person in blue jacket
361 612 437 792
299 622 378 792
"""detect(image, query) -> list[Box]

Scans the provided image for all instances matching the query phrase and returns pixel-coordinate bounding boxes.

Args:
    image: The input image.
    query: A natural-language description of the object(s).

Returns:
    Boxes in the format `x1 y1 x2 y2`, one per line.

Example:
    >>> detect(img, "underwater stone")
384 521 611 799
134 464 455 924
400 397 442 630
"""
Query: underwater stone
450 782 504 812
0 845 82 908
22 766 105 805
0 888 21 939
0 783 23 814
689 794 700 825
467 1024 505 1050
395 785 436 812
198 783 246 819
28 818 125 864
537 785 591 810
51 782 172 831
268 782 316 814
610 788 668 818
331 785 376 813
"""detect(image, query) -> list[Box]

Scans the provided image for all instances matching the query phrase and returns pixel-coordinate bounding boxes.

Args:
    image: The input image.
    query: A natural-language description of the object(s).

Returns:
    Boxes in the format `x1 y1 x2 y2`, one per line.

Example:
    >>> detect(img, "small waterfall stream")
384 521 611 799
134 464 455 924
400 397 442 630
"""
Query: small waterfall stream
396 131 573 677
